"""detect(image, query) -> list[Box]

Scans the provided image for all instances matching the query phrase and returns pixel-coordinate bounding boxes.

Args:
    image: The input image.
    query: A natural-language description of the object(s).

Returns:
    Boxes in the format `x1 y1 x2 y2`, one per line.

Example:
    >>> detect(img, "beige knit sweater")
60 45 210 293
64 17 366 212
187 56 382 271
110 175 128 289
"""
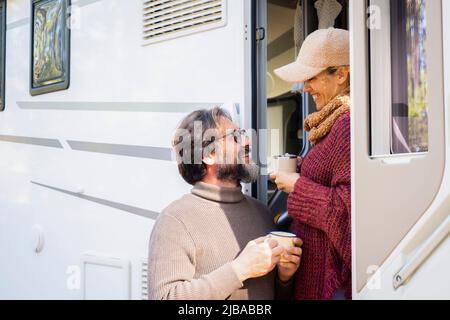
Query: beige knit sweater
147 182 293 300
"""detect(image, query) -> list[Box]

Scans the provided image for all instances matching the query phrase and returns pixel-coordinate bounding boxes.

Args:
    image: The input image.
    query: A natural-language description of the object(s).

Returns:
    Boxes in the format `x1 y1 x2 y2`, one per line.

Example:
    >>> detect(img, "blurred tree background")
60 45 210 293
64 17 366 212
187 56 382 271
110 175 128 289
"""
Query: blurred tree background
406 0 428 152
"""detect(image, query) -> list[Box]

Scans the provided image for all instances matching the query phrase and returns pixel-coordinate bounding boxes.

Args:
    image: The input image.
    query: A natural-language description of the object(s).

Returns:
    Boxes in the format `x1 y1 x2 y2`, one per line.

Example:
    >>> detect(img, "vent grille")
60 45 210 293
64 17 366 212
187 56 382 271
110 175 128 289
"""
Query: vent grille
142 0 227 45
141 259 149 300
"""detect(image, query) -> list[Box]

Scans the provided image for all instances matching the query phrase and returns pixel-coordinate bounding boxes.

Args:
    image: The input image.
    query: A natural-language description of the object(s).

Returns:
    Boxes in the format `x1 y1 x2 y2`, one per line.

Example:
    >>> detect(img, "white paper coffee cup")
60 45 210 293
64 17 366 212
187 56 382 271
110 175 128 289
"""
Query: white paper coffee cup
268 231 296 263
272 154 297 173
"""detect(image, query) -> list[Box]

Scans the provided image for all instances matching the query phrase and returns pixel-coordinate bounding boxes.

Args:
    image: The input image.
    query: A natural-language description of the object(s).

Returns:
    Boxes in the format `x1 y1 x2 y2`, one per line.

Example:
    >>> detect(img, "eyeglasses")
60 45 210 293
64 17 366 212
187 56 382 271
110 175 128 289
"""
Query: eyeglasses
215 129 247 145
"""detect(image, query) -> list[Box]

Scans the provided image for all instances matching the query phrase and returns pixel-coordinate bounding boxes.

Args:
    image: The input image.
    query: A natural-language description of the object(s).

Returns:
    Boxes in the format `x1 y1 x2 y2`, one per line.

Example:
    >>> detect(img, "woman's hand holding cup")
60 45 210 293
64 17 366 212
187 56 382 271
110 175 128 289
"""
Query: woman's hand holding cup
268 232 303 283
269 171 300 193
277 238 303 283
269 155 302 193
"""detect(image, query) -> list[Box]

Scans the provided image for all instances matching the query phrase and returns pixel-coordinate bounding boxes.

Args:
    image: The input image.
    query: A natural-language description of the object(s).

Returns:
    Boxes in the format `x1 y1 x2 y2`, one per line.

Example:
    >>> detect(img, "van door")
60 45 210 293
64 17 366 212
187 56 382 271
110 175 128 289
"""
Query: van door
351 0 446 297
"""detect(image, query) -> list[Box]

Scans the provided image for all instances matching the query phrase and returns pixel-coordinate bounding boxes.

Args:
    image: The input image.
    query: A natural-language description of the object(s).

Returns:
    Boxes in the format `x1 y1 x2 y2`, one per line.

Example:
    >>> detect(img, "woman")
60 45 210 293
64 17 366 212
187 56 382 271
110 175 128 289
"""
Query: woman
271 28 351 300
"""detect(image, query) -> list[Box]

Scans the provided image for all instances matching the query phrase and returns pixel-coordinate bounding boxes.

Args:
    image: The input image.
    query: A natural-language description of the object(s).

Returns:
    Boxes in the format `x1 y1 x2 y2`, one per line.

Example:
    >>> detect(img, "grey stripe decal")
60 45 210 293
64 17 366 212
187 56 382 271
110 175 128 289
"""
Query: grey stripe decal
67 140 173 161
17 102 220 113
0 134 63 148
31 181 159 220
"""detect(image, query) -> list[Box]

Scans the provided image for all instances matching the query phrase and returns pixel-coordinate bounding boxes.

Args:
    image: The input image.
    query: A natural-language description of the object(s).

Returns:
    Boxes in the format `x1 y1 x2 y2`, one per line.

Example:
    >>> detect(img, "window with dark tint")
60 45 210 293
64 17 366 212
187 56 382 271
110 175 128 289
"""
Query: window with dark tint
369 0 428 156
391 0 428 154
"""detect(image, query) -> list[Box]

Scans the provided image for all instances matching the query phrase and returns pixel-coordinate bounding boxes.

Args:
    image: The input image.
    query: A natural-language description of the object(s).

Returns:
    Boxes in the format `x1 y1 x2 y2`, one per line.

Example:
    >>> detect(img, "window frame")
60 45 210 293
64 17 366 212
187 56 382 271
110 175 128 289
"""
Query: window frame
368 0 392 156
0 0 6 111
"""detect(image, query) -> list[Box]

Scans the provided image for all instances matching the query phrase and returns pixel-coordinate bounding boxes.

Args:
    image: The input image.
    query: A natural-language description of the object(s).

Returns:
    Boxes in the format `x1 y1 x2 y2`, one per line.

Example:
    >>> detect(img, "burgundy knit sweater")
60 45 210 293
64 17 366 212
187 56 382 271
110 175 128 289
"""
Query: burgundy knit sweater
287 112 351 300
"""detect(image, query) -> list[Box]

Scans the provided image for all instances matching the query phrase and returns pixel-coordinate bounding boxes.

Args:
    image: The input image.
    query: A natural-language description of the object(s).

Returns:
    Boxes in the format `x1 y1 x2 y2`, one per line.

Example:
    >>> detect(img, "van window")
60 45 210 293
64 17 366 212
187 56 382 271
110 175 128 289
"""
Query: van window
0 0 5 111
370 0 428 155
30 0 70 96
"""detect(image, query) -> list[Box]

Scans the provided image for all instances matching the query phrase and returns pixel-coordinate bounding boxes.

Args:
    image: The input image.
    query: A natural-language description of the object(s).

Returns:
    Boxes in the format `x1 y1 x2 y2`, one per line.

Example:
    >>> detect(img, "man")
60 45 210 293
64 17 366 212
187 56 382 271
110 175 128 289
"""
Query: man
148 107 302 300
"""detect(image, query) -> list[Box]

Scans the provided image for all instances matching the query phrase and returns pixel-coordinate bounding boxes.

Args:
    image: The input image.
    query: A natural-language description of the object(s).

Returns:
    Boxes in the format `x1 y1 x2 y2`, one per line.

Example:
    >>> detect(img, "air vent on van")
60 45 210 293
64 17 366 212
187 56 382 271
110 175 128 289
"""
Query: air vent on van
142 0 227 45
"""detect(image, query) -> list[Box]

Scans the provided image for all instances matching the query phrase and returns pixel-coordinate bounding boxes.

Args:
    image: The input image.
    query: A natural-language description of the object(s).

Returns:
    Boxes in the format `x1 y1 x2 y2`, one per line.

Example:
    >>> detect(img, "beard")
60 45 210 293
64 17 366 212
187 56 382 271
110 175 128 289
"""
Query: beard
216 163 259 184
215 144 259 184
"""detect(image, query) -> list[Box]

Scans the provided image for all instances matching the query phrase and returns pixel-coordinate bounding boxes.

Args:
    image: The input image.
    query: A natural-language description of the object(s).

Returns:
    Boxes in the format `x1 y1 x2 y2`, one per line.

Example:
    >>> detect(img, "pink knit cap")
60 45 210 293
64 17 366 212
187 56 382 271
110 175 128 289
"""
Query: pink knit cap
274 28 349 83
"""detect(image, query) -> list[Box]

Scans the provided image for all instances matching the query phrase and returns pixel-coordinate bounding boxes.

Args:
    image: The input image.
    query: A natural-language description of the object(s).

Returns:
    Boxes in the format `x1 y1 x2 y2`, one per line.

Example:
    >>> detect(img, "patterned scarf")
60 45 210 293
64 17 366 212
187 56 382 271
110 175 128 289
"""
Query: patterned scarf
304 87 350 146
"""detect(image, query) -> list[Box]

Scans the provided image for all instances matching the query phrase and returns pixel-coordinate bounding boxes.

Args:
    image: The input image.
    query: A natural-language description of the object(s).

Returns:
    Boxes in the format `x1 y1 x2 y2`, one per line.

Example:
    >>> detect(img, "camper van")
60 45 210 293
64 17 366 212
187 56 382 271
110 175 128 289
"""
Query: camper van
0 0 448 300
